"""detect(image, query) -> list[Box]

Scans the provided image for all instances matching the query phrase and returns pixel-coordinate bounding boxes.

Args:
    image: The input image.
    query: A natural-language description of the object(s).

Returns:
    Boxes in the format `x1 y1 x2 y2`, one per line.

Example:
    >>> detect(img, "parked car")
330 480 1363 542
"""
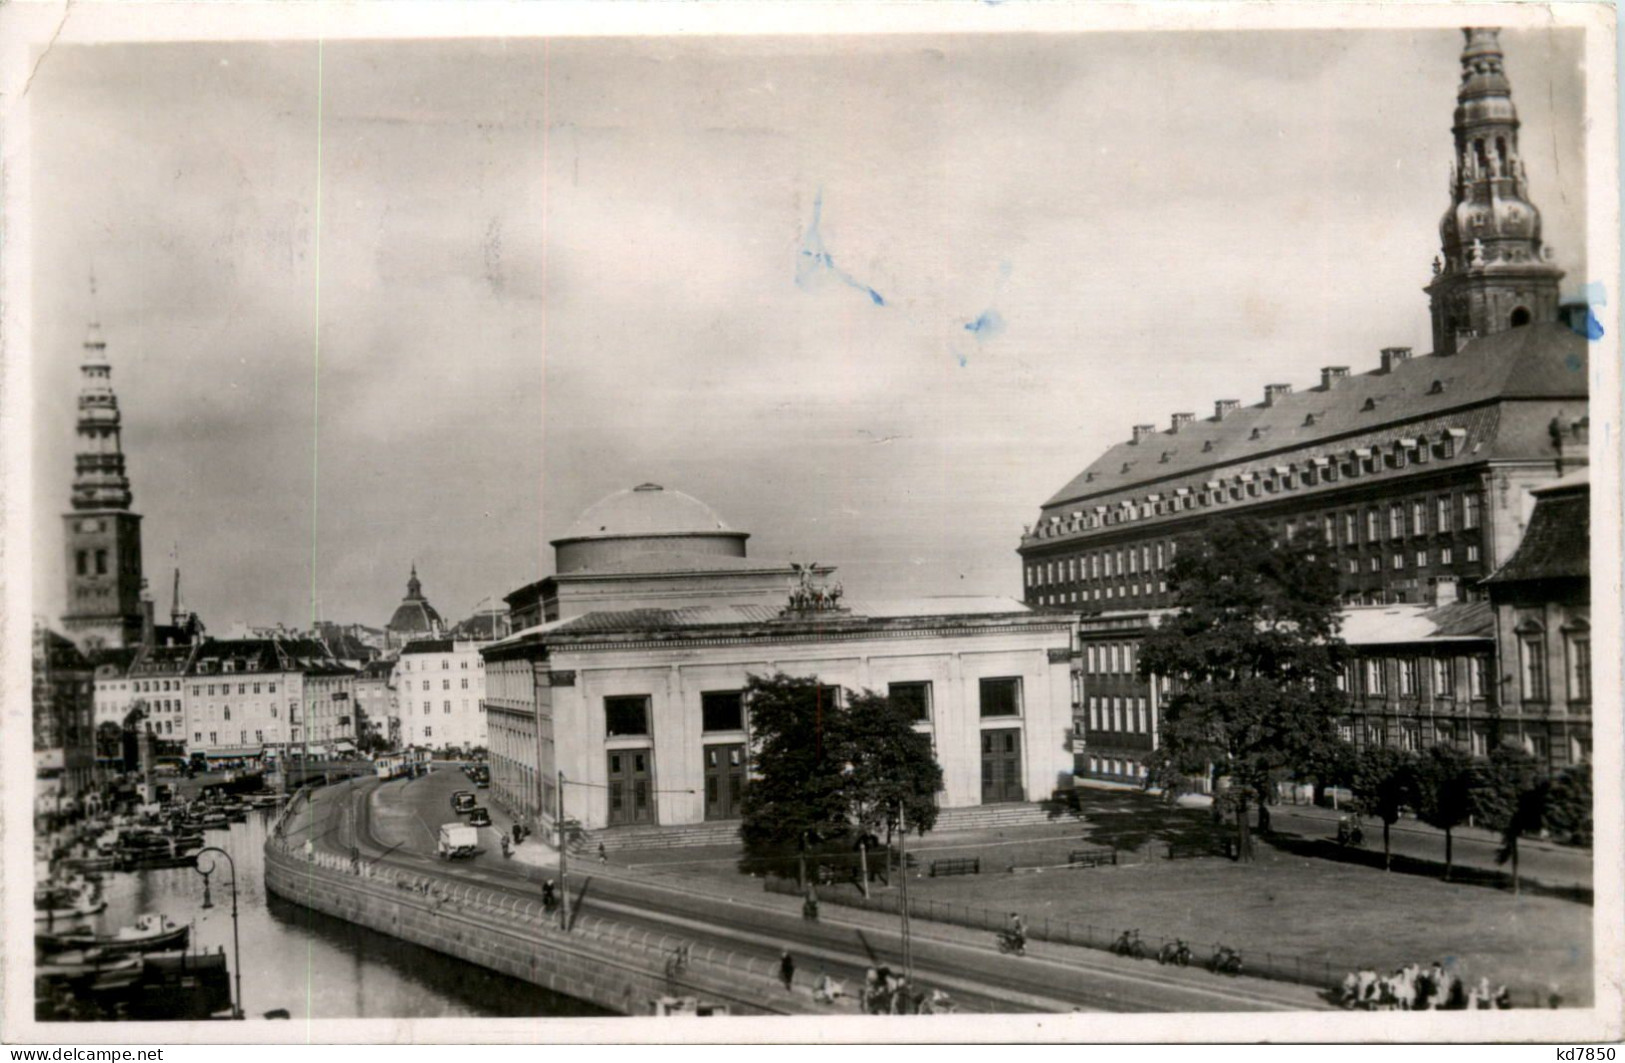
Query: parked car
450 791 477 814
467 807 492 828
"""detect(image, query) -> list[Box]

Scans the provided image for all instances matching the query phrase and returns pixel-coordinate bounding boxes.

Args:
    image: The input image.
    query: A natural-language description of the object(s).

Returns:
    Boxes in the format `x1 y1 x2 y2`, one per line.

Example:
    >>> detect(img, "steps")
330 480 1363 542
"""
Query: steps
572 801 1079 855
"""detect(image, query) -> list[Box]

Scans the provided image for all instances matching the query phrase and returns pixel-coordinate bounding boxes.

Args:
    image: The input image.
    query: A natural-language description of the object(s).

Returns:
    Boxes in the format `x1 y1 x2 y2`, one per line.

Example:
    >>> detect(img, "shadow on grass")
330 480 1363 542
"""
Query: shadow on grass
1065 789 1225 856
1259 831 1593 906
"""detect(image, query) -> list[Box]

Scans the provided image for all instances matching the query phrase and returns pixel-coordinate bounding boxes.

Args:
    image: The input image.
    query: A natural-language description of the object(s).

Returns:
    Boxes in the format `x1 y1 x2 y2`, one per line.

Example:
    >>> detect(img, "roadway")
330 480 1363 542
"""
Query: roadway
305 768 1332 1014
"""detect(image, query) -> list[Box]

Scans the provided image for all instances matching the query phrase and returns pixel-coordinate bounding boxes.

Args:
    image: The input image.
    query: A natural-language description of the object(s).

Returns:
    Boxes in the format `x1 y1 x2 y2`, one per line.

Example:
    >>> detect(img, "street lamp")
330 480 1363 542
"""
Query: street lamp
193 846 244 1020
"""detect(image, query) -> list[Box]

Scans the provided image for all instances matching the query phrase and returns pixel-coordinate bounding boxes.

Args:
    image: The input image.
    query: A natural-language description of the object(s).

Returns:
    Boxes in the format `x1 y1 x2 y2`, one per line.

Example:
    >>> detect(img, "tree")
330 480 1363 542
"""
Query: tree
840 690 943 892
1349 747 1416 870
1475 745 1547 895
95 720 125 762
739 673 853 885
1411 744 1476 880
1137 518 1350 862
1544 763 1592 847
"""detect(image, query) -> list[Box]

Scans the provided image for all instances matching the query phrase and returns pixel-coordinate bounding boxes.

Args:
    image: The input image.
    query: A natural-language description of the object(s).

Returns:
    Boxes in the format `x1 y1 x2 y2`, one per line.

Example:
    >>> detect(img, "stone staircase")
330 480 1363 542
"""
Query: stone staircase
931 801 1075 833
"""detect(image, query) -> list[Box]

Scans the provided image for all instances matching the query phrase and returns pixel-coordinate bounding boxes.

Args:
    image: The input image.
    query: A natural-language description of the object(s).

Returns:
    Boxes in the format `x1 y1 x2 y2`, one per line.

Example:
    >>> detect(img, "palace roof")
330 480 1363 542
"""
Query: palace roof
1484 468 1590 585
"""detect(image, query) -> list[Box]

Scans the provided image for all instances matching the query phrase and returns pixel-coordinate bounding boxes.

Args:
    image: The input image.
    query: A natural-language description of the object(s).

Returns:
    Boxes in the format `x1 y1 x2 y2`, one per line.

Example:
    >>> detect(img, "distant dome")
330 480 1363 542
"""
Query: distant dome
553 483 749 575
386 565 443 642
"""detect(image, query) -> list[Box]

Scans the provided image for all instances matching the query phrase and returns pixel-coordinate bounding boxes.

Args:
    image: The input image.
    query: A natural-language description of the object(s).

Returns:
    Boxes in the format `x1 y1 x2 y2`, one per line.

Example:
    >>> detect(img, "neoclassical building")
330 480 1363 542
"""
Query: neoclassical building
395 638 489 753
1023 29 1589 784
484 485 1075 833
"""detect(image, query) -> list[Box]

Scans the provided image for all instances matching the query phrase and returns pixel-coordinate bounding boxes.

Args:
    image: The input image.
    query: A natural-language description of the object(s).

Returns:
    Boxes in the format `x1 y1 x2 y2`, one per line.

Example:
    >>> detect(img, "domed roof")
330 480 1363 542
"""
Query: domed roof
387 565 443 634
557 483 737 543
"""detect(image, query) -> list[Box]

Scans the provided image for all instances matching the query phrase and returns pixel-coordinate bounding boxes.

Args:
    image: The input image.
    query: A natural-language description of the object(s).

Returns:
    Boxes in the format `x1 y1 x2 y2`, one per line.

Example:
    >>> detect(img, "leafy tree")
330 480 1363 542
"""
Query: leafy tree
1349 747 1415 870
739 673 854 885
1137 517 1350 862
839 690 943 893
1411 744 1476 880
1544 763 1592 847
1475 746 1548 895
95 720 125 761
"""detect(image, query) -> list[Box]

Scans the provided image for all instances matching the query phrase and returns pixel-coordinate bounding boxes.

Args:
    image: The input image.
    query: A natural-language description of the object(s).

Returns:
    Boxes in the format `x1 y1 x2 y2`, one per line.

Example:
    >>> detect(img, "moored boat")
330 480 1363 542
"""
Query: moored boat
37 913 190 956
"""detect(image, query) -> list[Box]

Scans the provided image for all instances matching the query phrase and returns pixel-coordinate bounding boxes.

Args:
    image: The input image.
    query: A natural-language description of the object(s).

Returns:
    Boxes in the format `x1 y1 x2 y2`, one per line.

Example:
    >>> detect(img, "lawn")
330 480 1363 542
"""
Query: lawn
622 791 1593 1006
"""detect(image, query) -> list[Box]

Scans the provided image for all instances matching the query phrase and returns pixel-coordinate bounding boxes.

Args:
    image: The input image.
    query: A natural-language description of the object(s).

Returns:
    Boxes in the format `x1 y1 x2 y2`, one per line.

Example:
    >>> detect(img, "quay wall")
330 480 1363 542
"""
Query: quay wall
262 843 805 1017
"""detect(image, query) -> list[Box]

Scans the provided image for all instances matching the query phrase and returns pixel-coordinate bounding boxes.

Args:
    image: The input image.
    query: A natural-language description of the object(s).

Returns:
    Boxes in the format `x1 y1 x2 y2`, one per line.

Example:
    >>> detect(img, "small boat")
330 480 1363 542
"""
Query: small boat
38 914 190 956
34 895 107 924
36 949 142 981
60 855 118 874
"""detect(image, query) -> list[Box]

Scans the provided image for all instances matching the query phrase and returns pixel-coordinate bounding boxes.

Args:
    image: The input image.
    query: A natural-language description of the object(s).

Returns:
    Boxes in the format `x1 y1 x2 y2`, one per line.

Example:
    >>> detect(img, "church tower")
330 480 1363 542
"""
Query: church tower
1425 27 1565 356
61 319 145 651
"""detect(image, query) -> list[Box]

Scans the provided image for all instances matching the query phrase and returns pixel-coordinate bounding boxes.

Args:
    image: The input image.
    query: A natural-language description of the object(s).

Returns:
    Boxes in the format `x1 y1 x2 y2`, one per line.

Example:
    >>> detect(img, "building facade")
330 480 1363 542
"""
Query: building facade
1019 29 1587 785
1485 469 1591 771
34 622 97 806
485 485 1076 833
395 638 489 752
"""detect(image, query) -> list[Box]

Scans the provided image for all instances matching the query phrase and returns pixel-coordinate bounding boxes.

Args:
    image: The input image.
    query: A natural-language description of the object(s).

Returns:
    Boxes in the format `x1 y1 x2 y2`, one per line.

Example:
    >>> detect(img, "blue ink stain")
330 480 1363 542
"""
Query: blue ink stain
1580 281 1608 307
964 309 1005 339
1566 308 1605 341
796 188 886 307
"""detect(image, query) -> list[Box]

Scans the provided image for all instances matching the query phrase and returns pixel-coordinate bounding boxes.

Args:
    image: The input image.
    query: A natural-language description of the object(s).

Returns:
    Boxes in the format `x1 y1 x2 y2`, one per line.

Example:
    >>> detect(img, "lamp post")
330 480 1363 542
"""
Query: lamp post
193 846 244 1020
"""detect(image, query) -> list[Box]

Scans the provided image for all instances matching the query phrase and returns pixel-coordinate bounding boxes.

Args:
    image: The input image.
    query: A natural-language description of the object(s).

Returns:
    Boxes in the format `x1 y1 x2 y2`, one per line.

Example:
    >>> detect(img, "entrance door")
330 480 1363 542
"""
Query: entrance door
980 728 1024 804
607 749 653 825
704 743 746 820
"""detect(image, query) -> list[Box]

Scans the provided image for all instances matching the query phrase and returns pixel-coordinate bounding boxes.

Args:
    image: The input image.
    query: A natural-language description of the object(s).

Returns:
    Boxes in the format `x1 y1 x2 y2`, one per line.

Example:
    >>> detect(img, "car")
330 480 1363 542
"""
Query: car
450 790 477 813
467 807 492 827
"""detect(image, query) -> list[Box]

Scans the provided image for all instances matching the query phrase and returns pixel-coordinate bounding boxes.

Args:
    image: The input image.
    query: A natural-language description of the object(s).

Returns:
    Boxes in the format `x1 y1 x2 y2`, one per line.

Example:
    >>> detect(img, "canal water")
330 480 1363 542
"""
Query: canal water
83 809 608 1019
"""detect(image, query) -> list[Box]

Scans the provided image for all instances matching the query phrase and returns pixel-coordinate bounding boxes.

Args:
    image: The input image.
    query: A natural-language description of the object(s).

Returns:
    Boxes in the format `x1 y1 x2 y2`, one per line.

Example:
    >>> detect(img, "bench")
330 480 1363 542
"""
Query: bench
929 857 980 877
1067 848 1117 868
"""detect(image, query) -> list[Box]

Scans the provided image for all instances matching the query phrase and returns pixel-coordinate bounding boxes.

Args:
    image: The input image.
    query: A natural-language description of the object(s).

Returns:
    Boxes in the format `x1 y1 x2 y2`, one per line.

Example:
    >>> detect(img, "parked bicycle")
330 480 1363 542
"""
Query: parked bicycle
1209 944 1244 975
1336 815 1365 848
1158 939 1193 967
1111 928 1147 960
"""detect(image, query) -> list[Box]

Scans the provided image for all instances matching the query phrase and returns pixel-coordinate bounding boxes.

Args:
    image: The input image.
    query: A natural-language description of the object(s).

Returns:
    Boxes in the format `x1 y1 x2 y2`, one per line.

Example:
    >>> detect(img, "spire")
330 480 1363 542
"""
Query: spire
406 563 423 601
1425 27 1564 355
69 293 133 511
170 552 185 628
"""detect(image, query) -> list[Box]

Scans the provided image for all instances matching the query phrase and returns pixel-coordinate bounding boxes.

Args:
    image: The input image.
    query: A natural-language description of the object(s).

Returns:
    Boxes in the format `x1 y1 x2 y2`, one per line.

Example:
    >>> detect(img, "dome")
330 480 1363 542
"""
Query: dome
386 565 443 638
559 483 736 541
552 483 750 576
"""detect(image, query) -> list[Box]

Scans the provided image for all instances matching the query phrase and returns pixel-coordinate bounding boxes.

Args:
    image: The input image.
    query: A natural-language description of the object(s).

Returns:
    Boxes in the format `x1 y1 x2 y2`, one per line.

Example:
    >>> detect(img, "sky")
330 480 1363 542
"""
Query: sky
26 25 1588 632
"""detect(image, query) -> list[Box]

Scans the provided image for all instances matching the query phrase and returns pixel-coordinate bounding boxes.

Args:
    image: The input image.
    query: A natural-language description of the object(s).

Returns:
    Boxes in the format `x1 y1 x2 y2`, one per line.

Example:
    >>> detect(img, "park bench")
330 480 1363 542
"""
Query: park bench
1067 848 1117 868
929 857 980 877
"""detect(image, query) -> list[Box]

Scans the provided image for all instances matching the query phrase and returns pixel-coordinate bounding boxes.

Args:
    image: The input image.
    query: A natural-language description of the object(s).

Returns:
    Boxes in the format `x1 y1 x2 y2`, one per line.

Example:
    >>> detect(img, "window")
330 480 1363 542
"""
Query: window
1435 659 1455 698
1440 546 1453 565
979 677 1022 718
1416 550 1428 568
888 682 932 723
424 727 432 738
95 549 108 575
422 680 430 691
423 702 431 714
1342 513 1356 545
269 683 276 694
444 701 451 714
1366 511 1380 541
1389 505 1405 540
442 679 450 690
1466 544 1480 563
1437 496 1453 533
1399 659 1419 697
1365 660 1386 696
461 678 469 690
1346 558 1359 575
442 661 449 670
1392 554 1405 571
605 695 651 736
75 551 88 576
1520 636 1547 701
1368 557 1380 573
1411 501 1426 535
1567 632 1591 702
223 706 231 721
1470 657 1490 699
1463 493 1481 530
702 691 745 732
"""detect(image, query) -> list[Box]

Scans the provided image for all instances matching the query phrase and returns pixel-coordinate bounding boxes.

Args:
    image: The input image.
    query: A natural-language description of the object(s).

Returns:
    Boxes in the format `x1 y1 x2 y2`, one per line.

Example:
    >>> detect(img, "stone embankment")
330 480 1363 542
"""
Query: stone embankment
263 789 841 1017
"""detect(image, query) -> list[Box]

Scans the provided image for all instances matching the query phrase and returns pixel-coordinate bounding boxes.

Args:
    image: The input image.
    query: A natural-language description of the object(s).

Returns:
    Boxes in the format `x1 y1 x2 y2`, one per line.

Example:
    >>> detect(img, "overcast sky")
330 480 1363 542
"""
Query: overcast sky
28 26 1587 631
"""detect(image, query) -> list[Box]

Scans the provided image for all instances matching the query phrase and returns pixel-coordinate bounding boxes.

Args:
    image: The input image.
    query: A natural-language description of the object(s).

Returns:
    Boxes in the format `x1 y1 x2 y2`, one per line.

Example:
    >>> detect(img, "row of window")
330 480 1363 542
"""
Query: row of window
1028 493 1484 592
1519 631 1591 703
192 729 274 746
192 682 278 697
400 658 483 671
1085 756 1147 779
131 679 180 693
1085 696 1150 735
416 678 476 691
1031 432 1475 542
420 700 484 715
598 679 1023 739
1341 657 1489 699
73 549 110 577
1083 643 1139 677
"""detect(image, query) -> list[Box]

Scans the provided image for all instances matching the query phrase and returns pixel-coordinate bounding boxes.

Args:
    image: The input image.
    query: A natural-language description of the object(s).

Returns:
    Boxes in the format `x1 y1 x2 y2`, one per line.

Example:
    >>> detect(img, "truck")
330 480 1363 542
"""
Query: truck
436 822 479 860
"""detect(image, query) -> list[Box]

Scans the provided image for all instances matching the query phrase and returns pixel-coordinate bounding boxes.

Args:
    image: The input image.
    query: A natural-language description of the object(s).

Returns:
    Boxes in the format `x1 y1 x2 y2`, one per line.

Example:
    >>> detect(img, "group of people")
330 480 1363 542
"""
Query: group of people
1339 961 1513 1010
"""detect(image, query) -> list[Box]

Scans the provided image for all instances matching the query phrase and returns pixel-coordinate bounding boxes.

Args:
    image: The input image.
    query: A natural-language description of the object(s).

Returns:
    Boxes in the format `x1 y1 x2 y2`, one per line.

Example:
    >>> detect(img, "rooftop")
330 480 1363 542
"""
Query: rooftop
1485 470 1589 585
556 483 743 543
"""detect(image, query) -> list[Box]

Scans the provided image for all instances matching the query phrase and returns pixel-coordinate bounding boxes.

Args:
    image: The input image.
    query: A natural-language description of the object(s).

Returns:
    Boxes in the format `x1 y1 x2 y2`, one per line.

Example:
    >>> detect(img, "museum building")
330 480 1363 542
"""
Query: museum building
483 485 1075 834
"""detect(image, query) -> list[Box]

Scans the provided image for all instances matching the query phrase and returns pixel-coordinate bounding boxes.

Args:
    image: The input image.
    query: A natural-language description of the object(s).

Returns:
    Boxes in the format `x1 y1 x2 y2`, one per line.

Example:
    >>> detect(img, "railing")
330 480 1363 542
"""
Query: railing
763 876 1339 990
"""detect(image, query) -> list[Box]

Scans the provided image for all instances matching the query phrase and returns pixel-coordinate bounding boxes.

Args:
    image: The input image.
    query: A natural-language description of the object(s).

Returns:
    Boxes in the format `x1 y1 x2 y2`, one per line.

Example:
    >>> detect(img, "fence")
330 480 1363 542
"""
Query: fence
764 875 1339 990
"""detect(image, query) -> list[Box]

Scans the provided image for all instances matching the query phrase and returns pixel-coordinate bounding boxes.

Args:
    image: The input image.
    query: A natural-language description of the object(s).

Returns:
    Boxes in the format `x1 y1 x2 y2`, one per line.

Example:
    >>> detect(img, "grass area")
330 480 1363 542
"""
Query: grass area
622 791 1593 1006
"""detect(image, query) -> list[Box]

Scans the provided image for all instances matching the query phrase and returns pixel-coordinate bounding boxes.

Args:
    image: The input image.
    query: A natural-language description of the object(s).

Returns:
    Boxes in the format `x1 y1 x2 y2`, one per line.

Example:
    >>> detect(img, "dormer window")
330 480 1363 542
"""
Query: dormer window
1202 440 1214 452
1429 380 1445 394
1362 397 1378 412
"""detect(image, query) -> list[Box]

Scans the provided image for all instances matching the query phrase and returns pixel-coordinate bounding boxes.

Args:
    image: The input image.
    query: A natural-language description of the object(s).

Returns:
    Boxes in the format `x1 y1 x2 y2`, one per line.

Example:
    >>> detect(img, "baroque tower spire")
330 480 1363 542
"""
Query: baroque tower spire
1425 27 1564 356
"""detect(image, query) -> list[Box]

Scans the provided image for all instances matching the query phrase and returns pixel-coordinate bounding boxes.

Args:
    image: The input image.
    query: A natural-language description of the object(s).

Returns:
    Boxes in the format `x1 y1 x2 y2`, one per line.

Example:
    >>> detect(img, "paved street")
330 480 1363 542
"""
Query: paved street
327 767 1331 1013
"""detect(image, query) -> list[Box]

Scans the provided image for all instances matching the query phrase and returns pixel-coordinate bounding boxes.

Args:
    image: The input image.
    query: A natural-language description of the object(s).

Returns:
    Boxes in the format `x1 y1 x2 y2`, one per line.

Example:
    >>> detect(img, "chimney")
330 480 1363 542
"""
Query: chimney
1380 347 1413 373
1214 399 1240 420
1430 577 1459 606
1131 424 1156 444
1170 412 1195 433
1263 384 1292 407
1320 366 1350 389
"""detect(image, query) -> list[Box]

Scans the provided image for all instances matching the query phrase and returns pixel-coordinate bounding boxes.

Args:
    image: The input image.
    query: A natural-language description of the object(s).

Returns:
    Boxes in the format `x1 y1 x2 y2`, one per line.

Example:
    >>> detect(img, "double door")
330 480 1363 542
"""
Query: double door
607 749 653 826
981 728 1024 804
704 743 746 821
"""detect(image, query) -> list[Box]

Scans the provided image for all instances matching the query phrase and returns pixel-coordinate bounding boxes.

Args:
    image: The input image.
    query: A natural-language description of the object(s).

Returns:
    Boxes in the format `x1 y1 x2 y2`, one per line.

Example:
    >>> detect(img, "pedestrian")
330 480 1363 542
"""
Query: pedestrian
598 842 608 864
779 950 795 992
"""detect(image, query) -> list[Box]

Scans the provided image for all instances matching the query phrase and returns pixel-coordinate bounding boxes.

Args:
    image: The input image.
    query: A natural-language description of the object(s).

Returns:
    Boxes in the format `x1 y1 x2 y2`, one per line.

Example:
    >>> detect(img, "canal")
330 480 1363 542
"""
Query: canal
84 807 609 1019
